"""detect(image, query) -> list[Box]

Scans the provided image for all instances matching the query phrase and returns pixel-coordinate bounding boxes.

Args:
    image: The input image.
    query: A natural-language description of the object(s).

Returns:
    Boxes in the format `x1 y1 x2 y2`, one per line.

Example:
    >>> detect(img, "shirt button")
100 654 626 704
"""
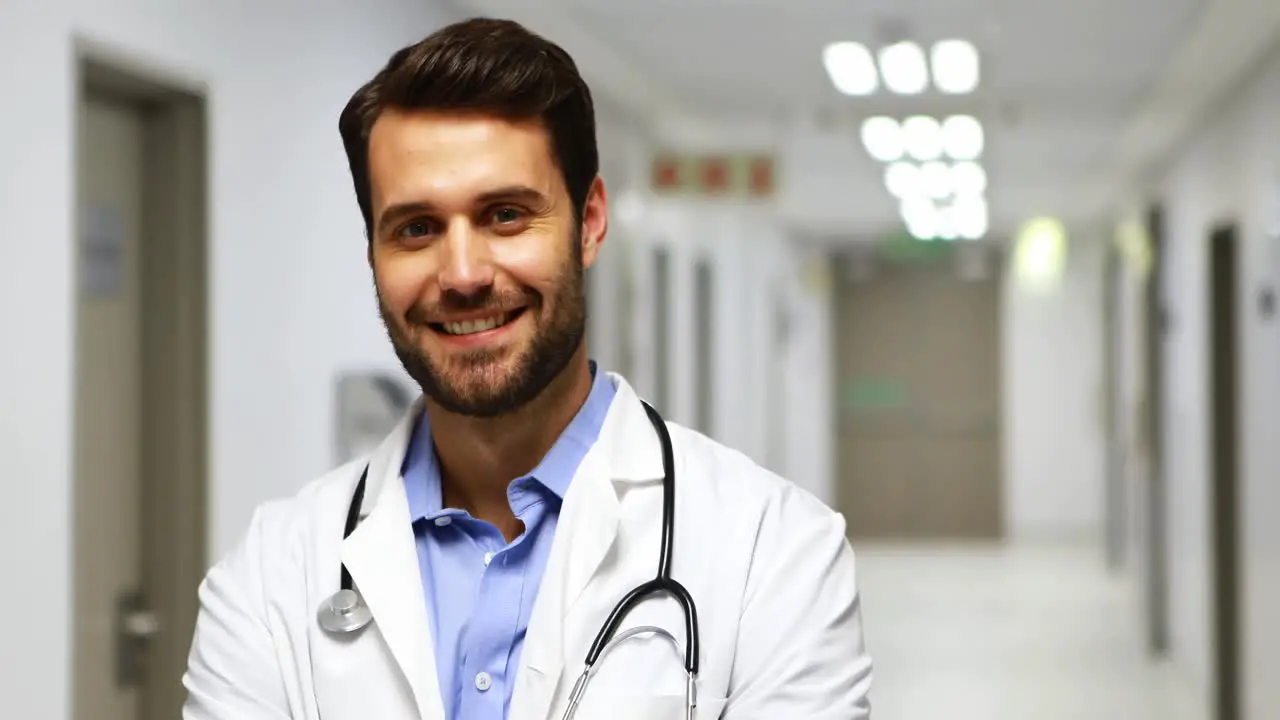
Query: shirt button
474 672 492 691
434 516 452 527
483 551 495 567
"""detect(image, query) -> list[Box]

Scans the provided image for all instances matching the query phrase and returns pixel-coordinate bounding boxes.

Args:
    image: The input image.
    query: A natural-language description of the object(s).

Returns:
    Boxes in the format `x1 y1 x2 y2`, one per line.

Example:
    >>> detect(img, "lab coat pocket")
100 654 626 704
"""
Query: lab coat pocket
573 694 727 720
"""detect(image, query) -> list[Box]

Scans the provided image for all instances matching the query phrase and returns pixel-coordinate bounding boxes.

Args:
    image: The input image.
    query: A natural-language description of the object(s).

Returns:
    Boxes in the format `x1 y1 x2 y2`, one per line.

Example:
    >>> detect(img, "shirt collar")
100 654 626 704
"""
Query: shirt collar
402 361 617 521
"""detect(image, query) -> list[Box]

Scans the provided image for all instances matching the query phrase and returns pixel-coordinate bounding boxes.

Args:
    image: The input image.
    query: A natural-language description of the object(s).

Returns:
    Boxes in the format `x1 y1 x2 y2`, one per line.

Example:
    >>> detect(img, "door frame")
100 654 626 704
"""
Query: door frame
1143 202 1170 657
72 45 209 720
1101 239 1125 570
1208 220 1242 720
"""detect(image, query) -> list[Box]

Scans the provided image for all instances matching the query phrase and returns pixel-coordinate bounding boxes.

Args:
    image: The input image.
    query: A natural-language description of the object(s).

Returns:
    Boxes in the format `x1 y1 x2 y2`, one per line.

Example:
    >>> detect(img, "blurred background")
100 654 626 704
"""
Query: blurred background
3 0 1279 718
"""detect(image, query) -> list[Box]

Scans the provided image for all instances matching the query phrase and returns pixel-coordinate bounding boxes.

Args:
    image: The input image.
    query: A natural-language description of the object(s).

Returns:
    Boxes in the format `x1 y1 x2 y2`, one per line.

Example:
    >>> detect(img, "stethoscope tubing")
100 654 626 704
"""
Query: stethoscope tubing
320 399 700 697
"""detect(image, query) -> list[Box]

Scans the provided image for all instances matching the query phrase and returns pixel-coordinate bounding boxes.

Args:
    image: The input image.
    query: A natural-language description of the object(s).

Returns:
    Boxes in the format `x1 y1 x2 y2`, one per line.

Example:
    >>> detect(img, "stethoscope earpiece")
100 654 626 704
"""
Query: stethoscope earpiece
317 587 374 634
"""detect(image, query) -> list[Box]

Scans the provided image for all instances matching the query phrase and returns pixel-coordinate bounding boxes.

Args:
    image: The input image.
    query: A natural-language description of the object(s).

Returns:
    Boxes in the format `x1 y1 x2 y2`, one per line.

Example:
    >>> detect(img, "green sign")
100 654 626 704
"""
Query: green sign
878 230 955 264
843 377 907 412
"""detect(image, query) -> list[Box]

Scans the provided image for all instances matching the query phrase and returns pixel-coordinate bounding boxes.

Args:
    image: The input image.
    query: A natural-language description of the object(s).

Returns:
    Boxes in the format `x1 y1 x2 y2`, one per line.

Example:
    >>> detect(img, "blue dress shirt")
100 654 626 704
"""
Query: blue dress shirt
401 363 617 720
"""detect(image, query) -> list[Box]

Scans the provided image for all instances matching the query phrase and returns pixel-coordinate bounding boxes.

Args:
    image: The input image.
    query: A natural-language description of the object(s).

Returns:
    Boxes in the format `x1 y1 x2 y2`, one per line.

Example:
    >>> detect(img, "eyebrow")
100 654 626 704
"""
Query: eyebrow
376 185 551 232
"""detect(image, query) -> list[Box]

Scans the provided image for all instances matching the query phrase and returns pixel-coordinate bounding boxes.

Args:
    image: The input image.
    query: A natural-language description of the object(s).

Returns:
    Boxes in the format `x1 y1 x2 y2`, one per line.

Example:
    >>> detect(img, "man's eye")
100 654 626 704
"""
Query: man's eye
493 207 523 224
400 220 433 238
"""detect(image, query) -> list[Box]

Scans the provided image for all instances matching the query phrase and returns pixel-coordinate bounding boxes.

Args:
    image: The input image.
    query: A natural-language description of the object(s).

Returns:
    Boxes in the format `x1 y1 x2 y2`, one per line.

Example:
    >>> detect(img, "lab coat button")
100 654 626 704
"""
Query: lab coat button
483 551 495 566
474 672 492 691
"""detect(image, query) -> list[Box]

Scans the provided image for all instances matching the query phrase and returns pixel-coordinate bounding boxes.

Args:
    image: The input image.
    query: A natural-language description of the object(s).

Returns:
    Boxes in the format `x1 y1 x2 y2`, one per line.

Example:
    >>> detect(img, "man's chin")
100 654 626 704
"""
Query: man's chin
430 383 525 417
423 363 531 416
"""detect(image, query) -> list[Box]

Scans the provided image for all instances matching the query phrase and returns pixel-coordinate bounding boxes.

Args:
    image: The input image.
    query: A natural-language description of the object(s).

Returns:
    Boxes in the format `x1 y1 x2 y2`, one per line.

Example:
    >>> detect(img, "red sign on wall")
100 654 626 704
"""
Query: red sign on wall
700 157 730 194
648 152 778 198
651 156 684 192
748 156 775 197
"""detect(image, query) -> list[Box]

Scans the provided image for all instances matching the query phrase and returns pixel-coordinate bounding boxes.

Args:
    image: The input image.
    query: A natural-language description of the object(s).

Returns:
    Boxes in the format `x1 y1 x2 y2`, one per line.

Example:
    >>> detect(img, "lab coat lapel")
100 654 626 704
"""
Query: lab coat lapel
342 400 443 720
515 442 616 720
513 376 664 720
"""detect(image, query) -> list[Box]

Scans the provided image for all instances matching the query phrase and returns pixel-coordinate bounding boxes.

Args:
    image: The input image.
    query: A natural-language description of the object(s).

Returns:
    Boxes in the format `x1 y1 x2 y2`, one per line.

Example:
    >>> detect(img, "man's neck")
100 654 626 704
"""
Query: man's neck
426 350 594 533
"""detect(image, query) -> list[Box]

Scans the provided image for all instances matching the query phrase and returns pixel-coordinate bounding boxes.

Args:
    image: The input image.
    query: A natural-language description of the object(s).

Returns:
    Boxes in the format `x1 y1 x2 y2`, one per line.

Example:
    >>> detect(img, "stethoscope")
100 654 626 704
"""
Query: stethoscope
316 401 701 720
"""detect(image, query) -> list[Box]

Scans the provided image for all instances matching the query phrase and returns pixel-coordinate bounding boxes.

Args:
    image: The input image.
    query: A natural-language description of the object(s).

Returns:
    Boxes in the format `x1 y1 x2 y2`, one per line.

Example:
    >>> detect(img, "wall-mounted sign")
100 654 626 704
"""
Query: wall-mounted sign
650 153 777 199
334 371 417 464
80 204 126 298
842 377 907 413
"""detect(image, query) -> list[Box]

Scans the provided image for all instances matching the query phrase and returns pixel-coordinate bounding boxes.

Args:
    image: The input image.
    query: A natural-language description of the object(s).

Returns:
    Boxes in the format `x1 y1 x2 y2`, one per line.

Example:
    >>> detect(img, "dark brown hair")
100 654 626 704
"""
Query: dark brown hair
339 17 599 238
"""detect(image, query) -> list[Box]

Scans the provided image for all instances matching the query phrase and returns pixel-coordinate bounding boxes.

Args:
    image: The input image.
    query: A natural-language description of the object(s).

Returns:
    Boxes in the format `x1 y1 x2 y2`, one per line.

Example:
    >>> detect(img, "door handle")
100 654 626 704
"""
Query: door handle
115 590 161 688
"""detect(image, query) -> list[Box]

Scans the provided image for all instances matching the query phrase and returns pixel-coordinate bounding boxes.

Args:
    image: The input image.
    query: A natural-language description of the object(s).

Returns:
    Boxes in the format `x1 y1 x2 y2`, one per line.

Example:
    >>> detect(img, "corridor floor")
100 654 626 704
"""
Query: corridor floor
853 541 1206 720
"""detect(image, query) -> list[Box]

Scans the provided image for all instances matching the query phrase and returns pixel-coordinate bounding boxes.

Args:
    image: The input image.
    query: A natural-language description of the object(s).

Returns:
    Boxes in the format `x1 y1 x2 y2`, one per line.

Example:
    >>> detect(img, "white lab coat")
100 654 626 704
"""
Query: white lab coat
183 374 873 720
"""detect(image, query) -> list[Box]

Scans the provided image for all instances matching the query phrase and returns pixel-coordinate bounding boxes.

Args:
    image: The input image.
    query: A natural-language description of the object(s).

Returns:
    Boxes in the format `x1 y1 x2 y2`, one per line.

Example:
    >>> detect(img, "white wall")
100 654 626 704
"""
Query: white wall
1002 230 1108 540
0 2 463 717
1151 37 1280 715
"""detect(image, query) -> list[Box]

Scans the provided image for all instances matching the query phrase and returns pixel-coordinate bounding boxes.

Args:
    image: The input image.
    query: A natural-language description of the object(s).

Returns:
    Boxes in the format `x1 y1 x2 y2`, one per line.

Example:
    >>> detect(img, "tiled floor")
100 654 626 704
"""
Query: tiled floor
853 541 1207 720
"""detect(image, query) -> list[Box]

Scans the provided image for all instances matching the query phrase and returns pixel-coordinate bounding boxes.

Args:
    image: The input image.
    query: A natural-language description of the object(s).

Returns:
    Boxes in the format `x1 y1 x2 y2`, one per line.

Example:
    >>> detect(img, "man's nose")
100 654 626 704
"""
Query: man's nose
437 222 495 295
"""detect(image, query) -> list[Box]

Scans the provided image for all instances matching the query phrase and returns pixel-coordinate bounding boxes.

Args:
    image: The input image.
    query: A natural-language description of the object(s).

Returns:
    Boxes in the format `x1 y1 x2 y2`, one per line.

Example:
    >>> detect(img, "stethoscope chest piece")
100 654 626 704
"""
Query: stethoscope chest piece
317 588 373 634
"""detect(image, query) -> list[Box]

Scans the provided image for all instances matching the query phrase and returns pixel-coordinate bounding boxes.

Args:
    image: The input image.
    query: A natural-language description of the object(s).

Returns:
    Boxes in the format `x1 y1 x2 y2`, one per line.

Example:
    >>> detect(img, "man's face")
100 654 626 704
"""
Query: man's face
366 110 606 417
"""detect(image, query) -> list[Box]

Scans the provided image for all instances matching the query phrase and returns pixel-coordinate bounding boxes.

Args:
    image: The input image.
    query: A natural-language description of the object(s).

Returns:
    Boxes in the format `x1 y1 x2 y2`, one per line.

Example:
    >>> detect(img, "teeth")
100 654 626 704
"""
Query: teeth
442 313 509 336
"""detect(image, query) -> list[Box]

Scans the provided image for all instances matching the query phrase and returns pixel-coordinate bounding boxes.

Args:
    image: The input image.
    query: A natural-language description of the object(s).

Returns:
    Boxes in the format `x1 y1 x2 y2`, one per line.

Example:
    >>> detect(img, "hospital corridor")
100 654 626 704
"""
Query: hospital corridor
3 0 1280 718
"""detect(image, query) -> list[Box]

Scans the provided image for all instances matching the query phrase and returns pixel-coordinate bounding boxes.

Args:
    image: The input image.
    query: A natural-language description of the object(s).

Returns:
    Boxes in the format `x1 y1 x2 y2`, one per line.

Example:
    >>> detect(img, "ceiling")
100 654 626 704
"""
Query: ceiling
452 0 1280 241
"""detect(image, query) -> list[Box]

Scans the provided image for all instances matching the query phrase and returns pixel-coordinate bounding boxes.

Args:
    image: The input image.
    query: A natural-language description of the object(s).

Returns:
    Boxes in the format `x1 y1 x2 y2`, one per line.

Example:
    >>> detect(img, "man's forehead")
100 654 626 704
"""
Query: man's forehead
369 112 558 190
370 109 550 155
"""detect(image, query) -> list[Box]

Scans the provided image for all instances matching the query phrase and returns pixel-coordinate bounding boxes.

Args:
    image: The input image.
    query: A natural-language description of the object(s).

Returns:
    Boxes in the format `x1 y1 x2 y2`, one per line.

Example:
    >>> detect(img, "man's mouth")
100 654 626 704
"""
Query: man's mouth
430 308 527 336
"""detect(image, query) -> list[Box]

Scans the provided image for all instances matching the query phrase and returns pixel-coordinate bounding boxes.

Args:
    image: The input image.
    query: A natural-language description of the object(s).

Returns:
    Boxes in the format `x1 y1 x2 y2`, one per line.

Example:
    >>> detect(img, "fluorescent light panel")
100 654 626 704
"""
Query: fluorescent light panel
878 41 929 95
860 116 904 162
941 115 984 159
902 115 943 161
885 160 987 199
951 161 987 195
899 193 989 241
931 39 980 94
823 42 879 96
884 161 919 198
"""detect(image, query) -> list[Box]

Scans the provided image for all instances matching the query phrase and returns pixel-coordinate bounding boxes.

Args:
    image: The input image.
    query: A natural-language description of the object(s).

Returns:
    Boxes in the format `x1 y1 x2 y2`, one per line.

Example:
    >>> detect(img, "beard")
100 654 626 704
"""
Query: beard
377 235 587 418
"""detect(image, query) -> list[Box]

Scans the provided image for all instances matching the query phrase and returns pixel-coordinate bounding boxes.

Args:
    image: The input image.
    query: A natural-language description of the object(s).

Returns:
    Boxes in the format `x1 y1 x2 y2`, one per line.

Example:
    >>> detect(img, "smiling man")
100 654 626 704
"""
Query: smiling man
183 17 873 720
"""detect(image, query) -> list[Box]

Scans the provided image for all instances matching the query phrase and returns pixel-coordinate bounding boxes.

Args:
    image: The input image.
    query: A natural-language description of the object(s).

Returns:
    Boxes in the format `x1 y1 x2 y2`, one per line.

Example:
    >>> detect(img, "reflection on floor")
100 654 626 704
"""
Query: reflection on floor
854 541 1206 720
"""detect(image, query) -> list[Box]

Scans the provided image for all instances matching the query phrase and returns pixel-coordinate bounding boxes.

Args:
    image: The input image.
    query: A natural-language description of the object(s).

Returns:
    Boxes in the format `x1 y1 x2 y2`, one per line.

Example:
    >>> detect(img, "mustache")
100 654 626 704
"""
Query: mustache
404 287 539 325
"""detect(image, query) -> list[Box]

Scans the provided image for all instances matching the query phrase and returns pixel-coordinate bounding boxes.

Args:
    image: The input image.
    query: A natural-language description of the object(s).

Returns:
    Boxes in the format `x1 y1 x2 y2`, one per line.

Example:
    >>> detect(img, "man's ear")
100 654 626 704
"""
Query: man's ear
580 176 608 271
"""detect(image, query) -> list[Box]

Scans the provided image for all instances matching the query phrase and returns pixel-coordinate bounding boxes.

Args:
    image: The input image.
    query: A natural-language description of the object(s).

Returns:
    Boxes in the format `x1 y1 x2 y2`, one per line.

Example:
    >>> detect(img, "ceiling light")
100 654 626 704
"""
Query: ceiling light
860 116 904 162
878 41 929 95
934 204 959 240
901 197 940 240
951 161 988 195
953 196 989 239
920 161 952 198
902 115 943 160
941 115 984 159
884 161 921 198
1015 217 1068 287
931 39 980 94
823 42 879 96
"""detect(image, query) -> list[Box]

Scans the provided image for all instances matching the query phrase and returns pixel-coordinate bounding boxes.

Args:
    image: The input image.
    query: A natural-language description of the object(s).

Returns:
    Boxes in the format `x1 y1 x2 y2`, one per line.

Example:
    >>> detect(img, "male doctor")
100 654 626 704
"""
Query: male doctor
183 17 873 720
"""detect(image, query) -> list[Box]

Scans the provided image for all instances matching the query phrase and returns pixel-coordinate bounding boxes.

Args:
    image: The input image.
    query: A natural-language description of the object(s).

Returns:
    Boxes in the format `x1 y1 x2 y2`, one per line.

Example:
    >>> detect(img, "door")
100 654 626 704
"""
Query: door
834 250 1002 539
1143 203 1171 656
1101 241 1125 570
74 87 148 720
1209 221 1242 720
651 246 672 413
693 257 714 436
73 60 209 720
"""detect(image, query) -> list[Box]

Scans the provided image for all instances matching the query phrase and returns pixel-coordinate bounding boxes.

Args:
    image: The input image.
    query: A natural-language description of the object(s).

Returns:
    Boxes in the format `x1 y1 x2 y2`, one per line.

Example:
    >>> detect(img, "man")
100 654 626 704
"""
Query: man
183 17 872 720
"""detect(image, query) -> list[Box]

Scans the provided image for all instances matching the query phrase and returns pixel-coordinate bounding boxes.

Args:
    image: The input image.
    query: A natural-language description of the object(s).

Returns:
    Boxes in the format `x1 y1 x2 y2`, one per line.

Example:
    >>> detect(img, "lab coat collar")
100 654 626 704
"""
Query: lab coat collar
341 373 663 720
